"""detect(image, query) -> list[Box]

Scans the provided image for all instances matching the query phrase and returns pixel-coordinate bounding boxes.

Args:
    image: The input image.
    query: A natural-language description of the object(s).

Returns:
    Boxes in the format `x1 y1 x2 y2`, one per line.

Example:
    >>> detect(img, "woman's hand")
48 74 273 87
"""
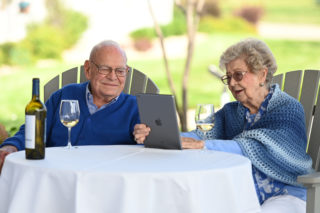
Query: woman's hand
133 124 151 144
181 137 205 149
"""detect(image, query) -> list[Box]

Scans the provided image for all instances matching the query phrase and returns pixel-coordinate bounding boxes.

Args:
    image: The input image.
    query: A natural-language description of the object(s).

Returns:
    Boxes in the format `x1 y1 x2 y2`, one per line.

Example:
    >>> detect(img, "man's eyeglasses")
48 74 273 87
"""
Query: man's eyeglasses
221 71 248 85
90 61 129 77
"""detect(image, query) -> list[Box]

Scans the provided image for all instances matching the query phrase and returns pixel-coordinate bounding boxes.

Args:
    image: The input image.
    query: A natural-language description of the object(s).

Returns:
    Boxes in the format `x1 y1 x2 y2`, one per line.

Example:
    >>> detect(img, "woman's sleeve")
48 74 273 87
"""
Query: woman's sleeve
181 131 244 155
205 139 244 155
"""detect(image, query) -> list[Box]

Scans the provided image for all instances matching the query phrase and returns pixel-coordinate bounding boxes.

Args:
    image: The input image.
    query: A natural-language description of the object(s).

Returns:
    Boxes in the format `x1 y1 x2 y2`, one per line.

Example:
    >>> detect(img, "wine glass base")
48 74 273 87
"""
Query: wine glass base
63 143 78 149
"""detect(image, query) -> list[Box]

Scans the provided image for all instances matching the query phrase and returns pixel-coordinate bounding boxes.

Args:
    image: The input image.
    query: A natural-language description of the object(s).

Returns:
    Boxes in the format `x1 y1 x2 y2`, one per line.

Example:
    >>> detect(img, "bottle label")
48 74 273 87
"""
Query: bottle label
25 115 35 149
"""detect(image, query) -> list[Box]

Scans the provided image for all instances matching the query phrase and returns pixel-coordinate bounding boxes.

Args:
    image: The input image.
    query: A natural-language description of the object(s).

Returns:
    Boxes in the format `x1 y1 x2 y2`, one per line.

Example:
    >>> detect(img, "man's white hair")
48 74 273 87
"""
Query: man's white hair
89 40 127 63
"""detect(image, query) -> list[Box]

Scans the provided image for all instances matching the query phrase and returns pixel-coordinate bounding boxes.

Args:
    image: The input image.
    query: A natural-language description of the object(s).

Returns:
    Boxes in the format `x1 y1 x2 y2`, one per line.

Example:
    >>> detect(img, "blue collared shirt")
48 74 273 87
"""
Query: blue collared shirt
85 83 119 114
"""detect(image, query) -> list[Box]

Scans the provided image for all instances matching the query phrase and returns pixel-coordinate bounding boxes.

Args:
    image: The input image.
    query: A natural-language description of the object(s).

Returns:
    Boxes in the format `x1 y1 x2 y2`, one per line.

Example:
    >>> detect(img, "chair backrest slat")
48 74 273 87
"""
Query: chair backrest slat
61 67 78 87
308 84 320 171
44 75 59 102
300 70 320 137
274 69 320 171
123 67 133 94
283 70 302 99
80 66 86 83
130 69 147 95
146 78 160 94
43 66 159 102
271 73 284 88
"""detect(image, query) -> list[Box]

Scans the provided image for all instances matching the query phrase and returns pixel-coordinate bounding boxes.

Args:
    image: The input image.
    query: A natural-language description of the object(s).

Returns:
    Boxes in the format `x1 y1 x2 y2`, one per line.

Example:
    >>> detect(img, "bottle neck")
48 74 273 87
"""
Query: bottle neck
32 78 40 100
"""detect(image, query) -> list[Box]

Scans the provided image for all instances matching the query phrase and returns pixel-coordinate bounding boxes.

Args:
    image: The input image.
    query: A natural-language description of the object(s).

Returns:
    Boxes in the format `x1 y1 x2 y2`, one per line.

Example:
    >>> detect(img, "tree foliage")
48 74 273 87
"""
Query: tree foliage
0 0 88 66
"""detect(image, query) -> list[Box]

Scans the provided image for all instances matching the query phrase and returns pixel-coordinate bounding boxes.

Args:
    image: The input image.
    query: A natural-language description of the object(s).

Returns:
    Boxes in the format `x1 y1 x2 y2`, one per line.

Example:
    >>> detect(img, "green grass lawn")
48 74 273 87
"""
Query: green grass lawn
1 33 320 134
0 62 77 134
132 33 320 106
1 0 320 134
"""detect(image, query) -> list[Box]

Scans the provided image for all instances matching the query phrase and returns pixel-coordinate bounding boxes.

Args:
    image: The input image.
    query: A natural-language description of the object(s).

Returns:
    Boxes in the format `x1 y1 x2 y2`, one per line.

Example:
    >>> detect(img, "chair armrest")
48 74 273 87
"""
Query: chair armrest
297 172 320 185
297 172 320 213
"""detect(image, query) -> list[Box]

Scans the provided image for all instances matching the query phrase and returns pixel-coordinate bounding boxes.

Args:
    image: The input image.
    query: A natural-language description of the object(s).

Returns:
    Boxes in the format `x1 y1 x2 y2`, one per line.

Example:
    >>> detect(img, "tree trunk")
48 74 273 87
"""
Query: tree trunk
180 0 205 131
148 0 204 131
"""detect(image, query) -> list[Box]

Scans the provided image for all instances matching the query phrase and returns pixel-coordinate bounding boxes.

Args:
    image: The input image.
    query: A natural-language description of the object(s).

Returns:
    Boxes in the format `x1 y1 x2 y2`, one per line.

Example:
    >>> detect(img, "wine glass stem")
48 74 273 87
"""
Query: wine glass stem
67 127 72 149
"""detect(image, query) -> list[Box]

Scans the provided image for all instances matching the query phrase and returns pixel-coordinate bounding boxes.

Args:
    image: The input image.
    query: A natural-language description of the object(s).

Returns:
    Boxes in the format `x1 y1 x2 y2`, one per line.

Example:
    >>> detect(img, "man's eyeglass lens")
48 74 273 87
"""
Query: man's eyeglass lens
91 61 128 77
98 67 128 77
221 72 247 85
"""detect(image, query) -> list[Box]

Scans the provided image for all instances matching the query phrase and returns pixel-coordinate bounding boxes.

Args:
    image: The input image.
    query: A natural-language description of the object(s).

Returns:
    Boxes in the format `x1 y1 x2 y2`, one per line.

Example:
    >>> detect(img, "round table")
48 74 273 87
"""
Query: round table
0 145 260 213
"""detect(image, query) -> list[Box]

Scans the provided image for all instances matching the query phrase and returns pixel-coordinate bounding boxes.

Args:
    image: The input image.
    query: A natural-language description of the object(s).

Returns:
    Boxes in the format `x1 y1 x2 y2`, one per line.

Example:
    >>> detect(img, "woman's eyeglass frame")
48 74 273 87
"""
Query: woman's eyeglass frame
220 71 248 85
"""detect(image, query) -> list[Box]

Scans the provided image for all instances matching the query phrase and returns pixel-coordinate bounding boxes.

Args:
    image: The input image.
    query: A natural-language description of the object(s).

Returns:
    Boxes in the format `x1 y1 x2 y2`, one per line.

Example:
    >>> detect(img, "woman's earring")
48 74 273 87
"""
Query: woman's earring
259 82 265 87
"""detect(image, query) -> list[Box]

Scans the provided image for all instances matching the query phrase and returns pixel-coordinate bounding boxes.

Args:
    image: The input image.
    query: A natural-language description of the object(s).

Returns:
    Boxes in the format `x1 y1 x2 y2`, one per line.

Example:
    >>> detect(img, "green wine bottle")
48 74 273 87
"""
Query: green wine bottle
25 78 46 159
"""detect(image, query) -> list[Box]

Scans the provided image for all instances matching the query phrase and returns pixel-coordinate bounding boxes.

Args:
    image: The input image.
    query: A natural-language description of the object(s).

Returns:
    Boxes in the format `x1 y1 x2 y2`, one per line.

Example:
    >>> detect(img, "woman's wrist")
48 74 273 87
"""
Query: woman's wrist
202 141 207 150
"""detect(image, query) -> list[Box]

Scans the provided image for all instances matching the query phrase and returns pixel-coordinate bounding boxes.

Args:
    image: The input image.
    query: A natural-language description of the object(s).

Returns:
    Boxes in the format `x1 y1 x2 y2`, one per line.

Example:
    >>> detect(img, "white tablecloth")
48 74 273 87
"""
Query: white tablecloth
0 145 260 213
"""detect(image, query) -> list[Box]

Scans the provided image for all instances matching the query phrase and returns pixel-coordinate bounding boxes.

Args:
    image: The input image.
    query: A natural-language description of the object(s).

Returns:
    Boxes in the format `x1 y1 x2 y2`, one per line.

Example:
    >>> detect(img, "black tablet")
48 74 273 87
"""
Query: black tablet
136 94 182 150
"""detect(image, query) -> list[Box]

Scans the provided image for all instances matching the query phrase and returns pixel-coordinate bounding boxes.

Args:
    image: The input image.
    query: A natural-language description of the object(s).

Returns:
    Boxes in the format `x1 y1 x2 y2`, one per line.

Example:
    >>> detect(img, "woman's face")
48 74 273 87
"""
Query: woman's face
226 58 267 108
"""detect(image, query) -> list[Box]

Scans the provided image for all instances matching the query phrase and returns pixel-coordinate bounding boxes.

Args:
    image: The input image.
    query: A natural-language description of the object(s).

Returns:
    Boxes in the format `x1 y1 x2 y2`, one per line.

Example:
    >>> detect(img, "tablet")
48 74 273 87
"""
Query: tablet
136 93 182 150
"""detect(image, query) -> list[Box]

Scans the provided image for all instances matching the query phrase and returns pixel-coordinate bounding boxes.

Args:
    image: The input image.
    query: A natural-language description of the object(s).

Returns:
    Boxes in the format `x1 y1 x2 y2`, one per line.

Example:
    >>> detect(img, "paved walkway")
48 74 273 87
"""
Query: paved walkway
258 22 320 41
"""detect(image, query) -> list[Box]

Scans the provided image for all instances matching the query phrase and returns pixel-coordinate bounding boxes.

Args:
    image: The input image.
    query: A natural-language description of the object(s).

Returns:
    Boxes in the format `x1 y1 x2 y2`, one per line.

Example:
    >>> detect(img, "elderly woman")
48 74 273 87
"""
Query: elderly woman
133 38 313 213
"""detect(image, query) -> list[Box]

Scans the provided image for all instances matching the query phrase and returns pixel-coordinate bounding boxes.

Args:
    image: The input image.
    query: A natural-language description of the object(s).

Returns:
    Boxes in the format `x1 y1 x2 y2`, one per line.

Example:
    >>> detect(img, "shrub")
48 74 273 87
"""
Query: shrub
9 44 34 65
133 38 153 51
161 7 186 37
0 50 4 65
199 16 257 34
0 42 33 66
22 24 65 60
130 28 156 41
0 42 14 65
129 4 257 42
234 6 264 25
201 0 221 17
0 8 88 65
57 9 88 49
130 6 187 41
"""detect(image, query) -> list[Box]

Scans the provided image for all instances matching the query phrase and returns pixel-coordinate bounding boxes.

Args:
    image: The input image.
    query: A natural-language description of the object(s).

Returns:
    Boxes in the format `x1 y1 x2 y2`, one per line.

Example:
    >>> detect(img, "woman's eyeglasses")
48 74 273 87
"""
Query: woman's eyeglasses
221 71 248 85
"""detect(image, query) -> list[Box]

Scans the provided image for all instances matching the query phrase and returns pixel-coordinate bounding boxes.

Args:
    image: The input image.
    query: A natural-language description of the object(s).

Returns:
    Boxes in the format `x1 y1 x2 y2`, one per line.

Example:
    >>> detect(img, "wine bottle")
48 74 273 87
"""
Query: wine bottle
25 78 47 159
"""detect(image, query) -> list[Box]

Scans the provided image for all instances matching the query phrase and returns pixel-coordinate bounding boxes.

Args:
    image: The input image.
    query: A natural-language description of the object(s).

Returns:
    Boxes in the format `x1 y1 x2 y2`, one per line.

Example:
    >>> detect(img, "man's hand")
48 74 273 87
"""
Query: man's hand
133 124 151 144
181 137 205 149
0 145 18 174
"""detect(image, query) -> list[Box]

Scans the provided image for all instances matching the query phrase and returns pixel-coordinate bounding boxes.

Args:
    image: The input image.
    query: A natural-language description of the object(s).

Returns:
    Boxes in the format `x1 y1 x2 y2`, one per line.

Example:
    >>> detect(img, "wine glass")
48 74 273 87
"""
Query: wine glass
195 104 215 132
59 100 80 149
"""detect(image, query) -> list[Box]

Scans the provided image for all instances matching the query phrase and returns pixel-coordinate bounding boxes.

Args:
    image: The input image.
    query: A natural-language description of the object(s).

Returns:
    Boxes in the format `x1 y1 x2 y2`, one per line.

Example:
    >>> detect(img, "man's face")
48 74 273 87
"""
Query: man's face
85 46 127 104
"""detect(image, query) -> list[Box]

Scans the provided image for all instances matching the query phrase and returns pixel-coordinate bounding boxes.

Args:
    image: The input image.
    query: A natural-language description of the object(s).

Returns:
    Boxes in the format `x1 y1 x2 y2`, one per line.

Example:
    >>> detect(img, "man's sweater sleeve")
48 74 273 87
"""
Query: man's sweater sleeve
0 89 60 151
0 124 26 151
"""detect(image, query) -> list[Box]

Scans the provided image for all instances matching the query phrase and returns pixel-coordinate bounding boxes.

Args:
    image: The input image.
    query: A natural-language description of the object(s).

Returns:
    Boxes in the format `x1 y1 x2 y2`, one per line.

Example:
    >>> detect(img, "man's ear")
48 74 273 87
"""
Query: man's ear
84 60 90 80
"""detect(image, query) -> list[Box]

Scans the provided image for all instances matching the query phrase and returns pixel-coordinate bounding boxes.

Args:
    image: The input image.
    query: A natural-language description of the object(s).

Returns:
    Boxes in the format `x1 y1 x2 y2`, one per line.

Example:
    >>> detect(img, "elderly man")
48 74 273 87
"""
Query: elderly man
0 40 140 172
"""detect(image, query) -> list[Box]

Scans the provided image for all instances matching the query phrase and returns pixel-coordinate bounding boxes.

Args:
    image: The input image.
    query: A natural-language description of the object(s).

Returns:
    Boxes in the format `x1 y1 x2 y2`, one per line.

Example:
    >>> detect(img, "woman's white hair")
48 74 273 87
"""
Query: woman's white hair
219 38 277 86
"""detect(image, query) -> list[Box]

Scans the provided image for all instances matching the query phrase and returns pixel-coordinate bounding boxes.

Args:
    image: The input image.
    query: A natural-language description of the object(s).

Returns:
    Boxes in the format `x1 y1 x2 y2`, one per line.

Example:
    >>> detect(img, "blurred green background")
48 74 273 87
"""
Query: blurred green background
0 0 320 136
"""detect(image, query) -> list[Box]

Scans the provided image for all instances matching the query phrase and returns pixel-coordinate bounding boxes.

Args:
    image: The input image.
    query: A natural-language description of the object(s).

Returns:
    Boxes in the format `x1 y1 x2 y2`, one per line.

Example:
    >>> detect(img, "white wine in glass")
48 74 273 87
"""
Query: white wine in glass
195 104 215 132
59 100 80 148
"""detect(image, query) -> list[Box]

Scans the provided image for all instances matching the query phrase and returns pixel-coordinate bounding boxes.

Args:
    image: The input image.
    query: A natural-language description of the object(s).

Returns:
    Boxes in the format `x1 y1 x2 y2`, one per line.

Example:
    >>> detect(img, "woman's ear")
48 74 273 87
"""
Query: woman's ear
260 67 268 83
